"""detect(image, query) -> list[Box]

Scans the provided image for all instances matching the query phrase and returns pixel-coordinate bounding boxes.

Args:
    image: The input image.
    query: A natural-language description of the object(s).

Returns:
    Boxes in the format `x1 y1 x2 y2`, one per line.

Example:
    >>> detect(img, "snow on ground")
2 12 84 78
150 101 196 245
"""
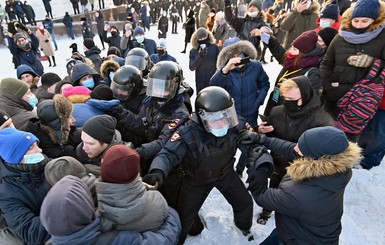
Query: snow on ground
1 10 384 244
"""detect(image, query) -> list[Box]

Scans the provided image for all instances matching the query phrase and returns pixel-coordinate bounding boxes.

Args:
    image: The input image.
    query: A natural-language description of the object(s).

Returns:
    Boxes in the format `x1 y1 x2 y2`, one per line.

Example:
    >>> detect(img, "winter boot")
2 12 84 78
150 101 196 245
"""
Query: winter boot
52 56 57 67
257 210 272 225
47 57 52 67
241 229 254 241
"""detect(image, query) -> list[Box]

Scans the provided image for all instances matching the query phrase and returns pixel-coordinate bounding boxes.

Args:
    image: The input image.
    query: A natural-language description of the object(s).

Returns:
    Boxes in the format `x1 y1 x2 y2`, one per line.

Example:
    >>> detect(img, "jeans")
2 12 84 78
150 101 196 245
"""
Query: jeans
49 31 58 50
66 27 75 39
260 228 285 245
358 108 385 169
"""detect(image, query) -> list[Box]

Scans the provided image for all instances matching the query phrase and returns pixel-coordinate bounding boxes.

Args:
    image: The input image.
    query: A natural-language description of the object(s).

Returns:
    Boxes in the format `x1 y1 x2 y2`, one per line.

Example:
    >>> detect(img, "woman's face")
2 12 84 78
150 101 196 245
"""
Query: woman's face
288 46 300 56
351 17 374 29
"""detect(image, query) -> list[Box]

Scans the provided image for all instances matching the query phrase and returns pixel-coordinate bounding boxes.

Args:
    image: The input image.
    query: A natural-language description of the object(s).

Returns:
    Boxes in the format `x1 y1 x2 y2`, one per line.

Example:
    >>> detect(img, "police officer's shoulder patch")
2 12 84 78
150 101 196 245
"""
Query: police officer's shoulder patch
168 119 181 129
171 131 181 141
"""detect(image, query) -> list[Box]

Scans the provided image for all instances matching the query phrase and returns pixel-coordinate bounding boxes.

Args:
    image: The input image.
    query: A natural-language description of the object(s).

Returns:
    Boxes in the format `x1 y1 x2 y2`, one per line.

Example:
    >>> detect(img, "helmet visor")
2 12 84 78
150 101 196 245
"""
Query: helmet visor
199 103 239 133
146 77 178 99
111 80 134 100
125 55 147 70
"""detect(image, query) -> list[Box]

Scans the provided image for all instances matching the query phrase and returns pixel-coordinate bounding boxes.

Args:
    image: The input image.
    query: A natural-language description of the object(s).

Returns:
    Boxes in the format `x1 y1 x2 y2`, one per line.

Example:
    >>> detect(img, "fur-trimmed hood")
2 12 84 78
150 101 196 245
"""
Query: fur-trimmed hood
216 40 258 69
340 1 385 32
100 60 120 78
190 29 216 49
287 142 361 182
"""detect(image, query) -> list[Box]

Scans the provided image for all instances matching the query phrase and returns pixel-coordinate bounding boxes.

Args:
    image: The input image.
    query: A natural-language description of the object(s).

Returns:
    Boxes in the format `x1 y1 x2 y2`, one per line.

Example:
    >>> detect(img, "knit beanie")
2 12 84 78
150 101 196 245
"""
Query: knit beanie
223 36 241 48
41 72 62 90
40 175 95 236
0 109 10 127
352 0 380 19
107 46 122 57
157 38 167 49
291 30 318 54
0 128 39 164
134 26 145 36
63 86 91 103
298 126 349 159
90 84 113 100
248 0 262 10
0 78 29 99
320 4 340 21
82 115 117 144
318 27 338 47
83 38 95 49
16 64 39 79
45 156 88 186
101 144 140 184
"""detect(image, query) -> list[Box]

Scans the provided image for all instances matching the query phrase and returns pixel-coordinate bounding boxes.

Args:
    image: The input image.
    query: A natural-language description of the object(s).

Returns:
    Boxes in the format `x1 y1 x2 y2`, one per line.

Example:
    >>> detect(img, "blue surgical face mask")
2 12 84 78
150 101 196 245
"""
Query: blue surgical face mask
82 78 95 89
23 153 45 164
211 126 229 137
136 36 144 43
320 19 331 28
109 72 115 81
28 94 38 108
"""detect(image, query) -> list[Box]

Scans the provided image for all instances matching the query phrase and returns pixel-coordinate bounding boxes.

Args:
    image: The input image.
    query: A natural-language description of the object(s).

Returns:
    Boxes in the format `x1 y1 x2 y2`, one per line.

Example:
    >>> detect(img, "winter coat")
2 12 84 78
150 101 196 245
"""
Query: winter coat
133 38 157 56
0 160 51 244
263 35 323 115
35 87 54 102
103 30 122 51
256 138 361 245
0 92 37 131
212 21 230 46
120 35 135 56
36 29 55 57
42 19 54 34
280 1 320 49
198 2 210 27
150 52 177 64
7 33 44 76
319 2 385 118
72 99 121 128
84 46 103 74
158 16 168 39
189 31 219 93
210 40 270 126
22 4 35 19
96 175 168 232
82 22 95 40
96 13 105 35
62 14 73 28
183 10 196 43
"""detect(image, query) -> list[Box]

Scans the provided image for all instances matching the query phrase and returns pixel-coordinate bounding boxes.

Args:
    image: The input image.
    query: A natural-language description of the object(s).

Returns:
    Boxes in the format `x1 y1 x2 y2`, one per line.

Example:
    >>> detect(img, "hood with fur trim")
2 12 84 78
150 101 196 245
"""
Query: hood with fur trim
340 1 385 32
100 60 120 78
190 29 216 50
287 142 361 182
216 40 258 69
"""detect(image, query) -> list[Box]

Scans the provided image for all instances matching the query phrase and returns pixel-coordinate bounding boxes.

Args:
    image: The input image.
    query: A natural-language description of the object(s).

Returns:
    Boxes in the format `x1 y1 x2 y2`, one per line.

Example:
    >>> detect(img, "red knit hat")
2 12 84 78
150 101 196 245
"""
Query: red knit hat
101 145 140 184
291 30 318 54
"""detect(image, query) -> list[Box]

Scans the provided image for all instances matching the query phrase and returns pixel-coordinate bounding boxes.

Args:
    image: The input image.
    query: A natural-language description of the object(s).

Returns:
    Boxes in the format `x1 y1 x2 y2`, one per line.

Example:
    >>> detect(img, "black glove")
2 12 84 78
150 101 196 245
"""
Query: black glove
246 169 269 195
17 22 29 32
109 104 126 121
8 22 17 35
247 145 267 167
142 171 164 188
199 48 207 58
238 131 265 145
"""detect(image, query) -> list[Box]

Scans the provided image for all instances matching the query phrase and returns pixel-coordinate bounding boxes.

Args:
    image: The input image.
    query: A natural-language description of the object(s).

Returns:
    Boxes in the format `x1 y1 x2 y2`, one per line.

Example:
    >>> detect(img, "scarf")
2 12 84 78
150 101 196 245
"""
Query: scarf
339 24 385 44
283 55 320 71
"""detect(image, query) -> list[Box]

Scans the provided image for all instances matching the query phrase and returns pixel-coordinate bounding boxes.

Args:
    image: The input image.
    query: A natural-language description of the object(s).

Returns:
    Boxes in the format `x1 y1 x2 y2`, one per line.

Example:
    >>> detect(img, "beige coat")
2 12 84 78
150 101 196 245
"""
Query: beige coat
35 29 55 57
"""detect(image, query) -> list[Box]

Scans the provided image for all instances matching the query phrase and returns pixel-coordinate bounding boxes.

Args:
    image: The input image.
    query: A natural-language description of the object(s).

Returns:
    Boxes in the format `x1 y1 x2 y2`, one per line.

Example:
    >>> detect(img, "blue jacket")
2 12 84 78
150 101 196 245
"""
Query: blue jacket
8 33 44 76
133 38 157 56
0 160 51 244
72 99 120 127
150 52 177 64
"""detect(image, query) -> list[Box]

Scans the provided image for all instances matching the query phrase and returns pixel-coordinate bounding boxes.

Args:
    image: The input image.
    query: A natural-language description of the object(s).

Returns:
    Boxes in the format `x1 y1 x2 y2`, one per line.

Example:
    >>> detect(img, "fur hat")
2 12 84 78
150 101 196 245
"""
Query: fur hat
101 144 140 184
291 30 318 54
0 128 39 164
133 26 144 36
352 0 380 19
83 38 95 49
37 95 73 144
41 72 62 90
318 27 338 47
90 84 113 101
248 0 262 10
320 4 340 21
45 156 88 186
82 115 117 144
0 78 29 99
298 126 349 159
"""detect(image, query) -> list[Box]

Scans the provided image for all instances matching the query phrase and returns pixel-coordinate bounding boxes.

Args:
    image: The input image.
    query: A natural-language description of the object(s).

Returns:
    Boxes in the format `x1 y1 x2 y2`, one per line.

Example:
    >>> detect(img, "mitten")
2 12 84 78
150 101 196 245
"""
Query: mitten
347 54 374 68
246 169 269 195
142 171 164 188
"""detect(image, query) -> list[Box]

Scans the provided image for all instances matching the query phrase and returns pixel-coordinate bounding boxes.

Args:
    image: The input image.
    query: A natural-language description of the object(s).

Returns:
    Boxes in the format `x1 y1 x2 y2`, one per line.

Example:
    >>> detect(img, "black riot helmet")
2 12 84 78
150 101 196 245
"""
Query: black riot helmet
195 86 238 136
125 48 151 72
146 61 183 102
111 65 143 100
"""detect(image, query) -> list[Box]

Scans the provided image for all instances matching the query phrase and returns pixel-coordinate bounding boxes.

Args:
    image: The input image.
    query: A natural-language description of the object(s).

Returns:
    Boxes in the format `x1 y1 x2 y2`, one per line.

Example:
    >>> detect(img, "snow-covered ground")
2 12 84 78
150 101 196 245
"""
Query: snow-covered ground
1 9 384 244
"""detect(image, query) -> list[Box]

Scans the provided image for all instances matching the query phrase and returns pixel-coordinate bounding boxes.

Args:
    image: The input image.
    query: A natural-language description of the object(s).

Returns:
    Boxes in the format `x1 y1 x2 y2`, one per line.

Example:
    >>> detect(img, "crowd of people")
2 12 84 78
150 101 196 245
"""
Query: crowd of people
0 0 384 244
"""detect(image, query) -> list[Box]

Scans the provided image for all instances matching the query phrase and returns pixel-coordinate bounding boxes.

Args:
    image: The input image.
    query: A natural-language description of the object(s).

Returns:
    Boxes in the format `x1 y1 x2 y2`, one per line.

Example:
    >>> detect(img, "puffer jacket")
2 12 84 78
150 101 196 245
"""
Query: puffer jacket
84 46 103 74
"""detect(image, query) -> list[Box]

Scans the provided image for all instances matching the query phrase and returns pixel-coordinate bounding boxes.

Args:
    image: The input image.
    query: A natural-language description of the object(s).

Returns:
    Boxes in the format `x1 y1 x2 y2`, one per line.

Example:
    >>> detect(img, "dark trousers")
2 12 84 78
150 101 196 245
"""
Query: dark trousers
72 4 80 14
177 169 253 244
260 228 285 245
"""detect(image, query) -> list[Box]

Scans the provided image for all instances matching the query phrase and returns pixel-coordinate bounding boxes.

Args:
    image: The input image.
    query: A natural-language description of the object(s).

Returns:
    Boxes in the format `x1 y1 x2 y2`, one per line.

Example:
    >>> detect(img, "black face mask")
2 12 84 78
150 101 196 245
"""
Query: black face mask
157 49 165 55
284 99 301 112
349 23 371 34
111 31 117 36
197 37 209 45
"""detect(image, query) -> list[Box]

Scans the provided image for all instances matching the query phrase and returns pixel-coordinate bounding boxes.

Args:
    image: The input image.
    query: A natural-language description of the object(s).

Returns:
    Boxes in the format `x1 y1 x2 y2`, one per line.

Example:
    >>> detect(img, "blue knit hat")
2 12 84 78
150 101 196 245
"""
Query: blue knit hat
133 26 144 36
223 37 241 48
16 64 38 79
352 0 380 20
298 126 349 159
0 128 39 164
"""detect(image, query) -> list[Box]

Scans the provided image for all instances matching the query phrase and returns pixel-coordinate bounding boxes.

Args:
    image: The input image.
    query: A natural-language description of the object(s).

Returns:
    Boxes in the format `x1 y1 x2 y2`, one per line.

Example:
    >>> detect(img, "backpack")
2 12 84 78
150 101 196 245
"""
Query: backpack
336 59 385 134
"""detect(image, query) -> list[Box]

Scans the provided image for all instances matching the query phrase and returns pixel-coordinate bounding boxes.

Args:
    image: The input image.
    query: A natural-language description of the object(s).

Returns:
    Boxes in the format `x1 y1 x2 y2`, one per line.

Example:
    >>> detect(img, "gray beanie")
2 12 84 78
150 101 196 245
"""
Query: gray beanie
45 156 88 186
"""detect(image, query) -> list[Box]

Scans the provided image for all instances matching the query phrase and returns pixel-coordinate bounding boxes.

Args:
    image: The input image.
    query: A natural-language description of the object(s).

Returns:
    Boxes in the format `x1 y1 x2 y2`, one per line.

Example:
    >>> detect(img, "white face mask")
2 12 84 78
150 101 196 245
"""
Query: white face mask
320 19 331 28
247 11 259 18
